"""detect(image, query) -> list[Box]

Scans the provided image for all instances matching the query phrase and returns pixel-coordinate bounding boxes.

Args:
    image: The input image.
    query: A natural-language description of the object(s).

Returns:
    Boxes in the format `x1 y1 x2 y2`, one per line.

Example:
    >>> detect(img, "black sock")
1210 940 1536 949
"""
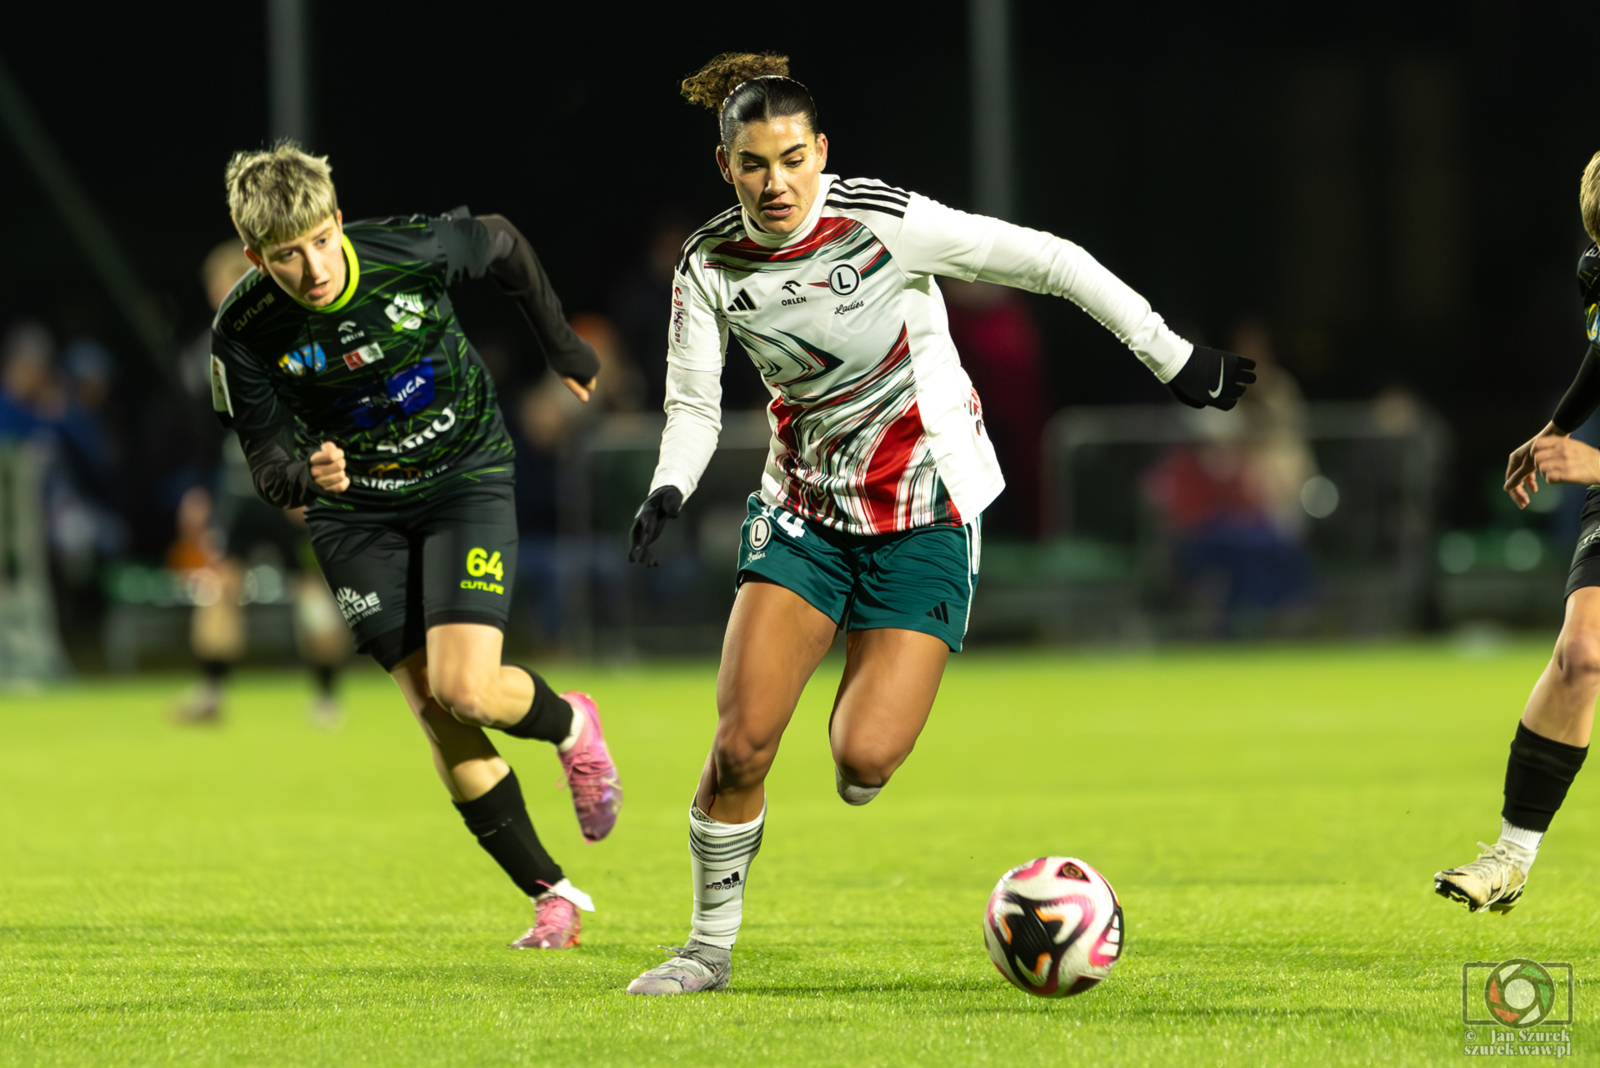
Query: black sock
453 770 563 896
500 667 574 743
200 659 231 684
1502 722 1588 833
313 664 337 697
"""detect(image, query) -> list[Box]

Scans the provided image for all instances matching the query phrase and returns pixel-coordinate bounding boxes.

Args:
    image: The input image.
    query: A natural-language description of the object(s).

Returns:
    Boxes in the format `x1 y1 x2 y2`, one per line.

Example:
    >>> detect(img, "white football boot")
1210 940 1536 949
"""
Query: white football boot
1434 842 1529 914
625 940 731 995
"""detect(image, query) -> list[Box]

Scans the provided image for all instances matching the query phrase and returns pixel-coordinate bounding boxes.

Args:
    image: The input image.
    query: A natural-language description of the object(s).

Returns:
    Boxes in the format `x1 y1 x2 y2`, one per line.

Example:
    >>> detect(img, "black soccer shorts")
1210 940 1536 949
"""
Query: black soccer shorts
1566 485 1600 599
305 479 518 670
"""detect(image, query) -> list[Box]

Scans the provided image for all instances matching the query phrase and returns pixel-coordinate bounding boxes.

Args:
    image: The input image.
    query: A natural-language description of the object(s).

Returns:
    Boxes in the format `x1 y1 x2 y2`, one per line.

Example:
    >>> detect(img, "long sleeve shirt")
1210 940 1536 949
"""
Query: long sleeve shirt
651 174 1194 534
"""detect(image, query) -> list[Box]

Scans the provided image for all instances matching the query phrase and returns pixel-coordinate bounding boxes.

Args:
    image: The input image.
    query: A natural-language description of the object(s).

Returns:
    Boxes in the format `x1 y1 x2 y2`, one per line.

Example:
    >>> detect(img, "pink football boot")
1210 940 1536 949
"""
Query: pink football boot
558 691 622 842
511 893 580 949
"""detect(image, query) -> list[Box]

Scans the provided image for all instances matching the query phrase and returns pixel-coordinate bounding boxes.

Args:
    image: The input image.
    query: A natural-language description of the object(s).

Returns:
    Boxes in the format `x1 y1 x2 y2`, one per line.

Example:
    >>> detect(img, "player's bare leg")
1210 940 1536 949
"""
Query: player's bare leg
1520 587 1600 746
1436 587 1600 912
827 628 949 805
391 652 510 802
695 579 838 821
424 623 535 729
629 579 835 995
391 650 594 946
427 622 620 840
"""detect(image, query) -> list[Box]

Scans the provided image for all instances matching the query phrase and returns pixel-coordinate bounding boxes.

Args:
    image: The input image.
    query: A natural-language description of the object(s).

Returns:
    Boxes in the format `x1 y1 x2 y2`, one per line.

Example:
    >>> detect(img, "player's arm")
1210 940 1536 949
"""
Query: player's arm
629 266 726 565
210 335 343 506
440 214 601 400
885 195 1255 410
1508 342 1600 507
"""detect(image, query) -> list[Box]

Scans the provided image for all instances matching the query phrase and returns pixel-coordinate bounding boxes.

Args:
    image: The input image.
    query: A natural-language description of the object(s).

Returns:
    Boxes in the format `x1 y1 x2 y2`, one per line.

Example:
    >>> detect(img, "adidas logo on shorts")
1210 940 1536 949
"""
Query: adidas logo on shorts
704 870 743 891
925 601 950 624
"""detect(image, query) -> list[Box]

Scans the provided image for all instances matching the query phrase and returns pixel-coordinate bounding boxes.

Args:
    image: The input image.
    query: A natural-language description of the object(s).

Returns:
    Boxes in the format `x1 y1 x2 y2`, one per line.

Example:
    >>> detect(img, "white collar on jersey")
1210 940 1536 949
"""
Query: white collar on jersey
740 173 837 248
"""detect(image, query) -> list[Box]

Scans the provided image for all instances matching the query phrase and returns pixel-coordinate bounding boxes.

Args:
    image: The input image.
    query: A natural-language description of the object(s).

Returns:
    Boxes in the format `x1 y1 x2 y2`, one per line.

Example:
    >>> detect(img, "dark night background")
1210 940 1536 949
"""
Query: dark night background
1 0 1596 558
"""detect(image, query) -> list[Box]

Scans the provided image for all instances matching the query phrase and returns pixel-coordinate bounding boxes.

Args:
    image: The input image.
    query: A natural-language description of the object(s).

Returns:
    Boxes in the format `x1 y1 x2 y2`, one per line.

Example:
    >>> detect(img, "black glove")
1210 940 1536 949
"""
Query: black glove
628 485 683 566
1166 346 1257 411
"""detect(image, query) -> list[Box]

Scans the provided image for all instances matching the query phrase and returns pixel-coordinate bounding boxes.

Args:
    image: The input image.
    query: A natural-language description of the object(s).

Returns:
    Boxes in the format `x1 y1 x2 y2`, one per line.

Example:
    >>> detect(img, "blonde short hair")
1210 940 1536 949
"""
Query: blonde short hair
1583 151 1600 245
225 142 338 250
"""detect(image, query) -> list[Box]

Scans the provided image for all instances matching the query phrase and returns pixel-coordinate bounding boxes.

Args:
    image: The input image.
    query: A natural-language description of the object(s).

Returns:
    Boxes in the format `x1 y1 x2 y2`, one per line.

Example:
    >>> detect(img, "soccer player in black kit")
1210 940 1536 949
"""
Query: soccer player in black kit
210 144 621 948
1435 151 1600 914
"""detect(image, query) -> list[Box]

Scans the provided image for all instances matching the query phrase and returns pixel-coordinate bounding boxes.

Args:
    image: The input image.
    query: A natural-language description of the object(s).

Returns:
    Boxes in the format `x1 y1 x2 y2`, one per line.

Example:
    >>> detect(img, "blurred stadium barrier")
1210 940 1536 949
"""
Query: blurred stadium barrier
1033 402 1451 641
557 401 1453 653
559 411 767 657
0 443 70 680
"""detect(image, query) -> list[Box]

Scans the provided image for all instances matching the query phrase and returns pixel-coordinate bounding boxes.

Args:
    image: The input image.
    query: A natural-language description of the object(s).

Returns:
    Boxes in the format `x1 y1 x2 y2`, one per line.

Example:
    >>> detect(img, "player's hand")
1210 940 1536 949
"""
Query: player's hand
628 485 683 567
1532 433 1600 490
309 441 349 493
561 376 596 402
1167 346 1257 411
1504 429 1548 509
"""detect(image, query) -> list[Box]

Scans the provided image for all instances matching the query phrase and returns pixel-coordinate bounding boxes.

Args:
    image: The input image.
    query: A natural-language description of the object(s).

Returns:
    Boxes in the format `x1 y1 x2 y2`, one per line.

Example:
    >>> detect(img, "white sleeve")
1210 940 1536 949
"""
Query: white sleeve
887 193 1194 383
650 268 725 500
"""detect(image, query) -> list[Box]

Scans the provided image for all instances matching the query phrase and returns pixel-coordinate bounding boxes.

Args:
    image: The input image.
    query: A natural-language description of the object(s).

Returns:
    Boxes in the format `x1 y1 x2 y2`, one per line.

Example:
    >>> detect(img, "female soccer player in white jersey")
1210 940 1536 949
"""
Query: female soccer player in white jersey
623 53 1255 995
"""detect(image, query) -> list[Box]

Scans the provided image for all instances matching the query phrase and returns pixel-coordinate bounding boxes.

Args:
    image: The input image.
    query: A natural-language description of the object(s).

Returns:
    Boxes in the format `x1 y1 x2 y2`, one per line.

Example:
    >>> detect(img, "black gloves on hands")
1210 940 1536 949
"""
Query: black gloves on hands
628 485 683 566
1166 346 1257 411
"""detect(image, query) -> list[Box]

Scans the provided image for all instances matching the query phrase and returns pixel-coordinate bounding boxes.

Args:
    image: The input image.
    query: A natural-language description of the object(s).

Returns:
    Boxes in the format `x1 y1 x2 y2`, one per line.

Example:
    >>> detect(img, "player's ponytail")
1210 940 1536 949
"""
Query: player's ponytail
680 52 819 148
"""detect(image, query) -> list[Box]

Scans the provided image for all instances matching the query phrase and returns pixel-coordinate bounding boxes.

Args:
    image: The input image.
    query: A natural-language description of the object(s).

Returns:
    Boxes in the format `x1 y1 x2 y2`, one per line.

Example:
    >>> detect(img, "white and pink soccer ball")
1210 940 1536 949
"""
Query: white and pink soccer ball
983 856 1123 997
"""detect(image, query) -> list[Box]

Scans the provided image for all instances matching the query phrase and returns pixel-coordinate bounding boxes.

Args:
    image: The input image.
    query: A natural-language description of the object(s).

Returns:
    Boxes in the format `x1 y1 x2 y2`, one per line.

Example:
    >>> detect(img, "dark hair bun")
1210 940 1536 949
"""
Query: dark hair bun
681 52 791 111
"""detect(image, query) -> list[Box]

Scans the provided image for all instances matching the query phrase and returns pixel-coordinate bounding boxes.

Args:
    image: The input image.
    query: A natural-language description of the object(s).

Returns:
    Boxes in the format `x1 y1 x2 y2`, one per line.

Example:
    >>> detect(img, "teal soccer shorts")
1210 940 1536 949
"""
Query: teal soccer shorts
734 495 980 651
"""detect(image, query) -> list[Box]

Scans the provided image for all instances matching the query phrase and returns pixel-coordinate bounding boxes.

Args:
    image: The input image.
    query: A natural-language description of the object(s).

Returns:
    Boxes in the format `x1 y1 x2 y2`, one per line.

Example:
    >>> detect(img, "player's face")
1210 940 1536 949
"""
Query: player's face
248 212 347 307
716 116 828 235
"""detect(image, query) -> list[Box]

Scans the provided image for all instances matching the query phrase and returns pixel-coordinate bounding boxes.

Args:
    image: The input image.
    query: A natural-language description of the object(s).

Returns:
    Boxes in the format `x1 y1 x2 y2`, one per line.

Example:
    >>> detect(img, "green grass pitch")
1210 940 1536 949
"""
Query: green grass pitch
2 642 1596 1066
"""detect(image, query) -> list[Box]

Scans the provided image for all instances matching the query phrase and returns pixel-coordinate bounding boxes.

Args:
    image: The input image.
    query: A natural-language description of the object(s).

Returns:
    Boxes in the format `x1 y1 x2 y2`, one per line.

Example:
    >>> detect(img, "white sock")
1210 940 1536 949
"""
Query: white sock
536 877 594 912
688 802 764 949
1499 819 1542 872
556 703 583 753
835 765 881 806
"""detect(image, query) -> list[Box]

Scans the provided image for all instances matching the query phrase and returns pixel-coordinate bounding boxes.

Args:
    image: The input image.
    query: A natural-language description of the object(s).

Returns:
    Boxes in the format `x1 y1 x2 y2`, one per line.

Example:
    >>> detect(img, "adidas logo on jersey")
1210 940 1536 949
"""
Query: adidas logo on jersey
704 870 743 891
727 290 758 313
925 601 950 624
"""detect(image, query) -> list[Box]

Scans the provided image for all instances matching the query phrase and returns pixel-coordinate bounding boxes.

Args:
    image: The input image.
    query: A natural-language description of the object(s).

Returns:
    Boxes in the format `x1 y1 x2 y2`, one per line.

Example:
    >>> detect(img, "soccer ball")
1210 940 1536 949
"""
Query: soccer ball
983 856 1123 997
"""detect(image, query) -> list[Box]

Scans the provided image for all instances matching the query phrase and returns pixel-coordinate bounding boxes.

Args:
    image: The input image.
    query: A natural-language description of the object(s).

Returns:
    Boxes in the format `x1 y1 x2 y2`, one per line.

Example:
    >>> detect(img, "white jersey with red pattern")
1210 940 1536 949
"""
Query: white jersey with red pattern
651 174 1194 536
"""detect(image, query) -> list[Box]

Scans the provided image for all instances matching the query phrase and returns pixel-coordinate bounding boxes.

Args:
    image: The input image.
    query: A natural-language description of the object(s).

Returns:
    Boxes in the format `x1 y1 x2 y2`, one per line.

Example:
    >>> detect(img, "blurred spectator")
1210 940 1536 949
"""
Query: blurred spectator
608 215 690 409
608 214 769 410
1140 320 1316 632
0 322 53 437
135 240 252 557
942 278 1047 537
61 338 115 420
168 242 351 726
1 321 125 619
571 313 644 414
510 313 640 645
1232 318 1317 537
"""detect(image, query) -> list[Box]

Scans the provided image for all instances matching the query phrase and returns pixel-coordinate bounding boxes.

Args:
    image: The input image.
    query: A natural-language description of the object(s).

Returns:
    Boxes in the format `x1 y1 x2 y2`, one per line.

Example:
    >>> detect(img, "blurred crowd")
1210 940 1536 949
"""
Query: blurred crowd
1 211 1447 666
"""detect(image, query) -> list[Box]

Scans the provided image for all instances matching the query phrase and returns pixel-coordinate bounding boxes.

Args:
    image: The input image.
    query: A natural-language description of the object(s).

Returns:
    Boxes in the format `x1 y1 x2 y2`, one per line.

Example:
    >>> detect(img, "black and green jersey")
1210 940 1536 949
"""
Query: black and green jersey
1580 243 1600 345
210 214 515 509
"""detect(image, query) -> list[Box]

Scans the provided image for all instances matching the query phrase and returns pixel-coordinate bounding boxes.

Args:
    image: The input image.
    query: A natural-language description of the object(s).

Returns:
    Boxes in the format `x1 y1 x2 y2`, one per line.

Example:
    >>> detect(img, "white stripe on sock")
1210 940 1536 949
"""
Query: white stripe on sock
688 802 764 948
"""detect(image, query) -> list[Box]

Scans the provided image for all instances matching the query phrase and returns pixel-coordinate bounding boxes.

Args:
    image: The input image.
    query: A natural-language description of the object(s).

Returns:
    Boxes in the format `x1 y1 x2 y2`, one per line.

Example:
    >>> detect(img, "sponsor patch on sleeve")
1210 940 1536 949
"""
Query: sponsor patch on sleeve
209 356 233 415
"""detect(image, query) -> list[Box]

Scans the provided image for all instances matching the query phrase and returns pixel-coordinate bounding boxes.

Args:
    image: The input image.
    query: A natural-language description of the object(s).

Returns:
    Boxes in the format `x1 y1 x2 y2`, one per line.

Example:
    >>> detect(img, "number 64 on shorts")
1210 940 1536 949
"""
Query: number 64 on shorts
462 546 505 594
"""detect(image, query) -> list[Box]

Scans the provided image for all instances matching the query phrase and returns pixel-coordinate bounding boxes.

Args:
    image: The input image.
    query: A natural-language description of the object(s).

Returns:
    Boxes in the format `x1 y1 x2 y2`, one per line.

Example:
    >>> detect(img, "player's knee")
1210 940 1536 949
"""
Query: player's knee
431 674 495 727
834 747 902 789
1555 632 1600 687
712 732 775 788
